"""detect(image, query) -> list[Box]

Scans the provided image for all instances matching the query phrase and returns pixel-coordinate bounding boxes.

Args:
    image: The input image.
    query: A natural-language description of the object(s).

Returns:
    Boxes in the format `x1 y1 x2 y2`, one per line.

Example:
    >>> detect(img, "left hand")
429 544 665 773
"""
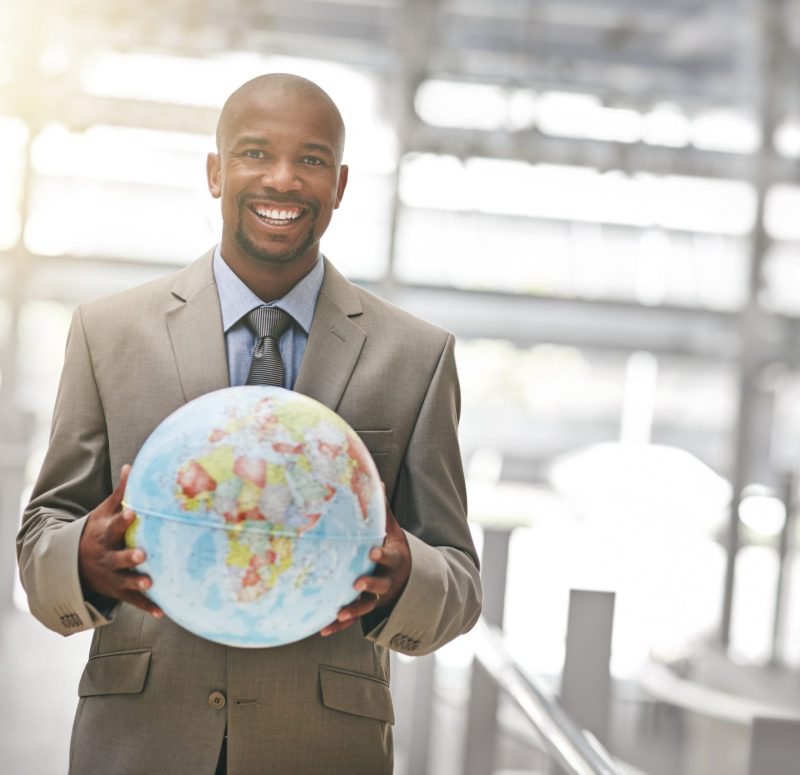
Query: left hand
320 496 411 637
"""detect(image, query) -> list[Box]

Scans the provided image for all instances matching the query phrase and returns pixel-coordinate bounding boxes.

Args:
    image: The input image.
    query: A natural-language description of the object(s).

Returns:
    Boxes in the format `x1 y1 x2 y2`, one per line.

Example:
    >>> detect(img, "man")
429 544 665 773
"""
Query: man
17 74 481 775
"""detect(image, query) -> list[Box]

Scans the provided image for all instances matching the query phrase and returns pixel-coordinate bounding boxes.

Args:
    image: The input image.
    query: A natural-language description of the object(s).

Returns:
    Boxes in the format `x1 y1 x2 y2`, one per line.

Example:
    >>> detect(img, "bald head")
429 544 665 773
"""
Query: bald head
215 73 346 163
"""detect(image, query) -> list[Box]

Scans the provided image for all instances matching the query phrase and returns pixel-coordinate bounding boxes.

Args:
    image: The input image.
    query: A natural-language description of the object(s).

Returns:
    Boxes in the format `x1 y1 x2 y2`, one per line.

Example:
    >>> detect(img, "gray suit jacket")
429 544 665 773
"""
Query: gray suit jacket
17 251 482 775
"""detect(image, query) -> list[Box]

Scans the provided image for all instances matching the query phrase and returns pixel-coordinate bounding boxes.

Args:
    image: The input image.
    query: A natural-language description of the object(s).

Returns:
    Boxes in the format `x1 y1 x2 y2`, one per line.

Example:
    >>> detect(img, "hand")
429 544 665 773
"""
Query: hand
320 495 410 637
78 464 163 618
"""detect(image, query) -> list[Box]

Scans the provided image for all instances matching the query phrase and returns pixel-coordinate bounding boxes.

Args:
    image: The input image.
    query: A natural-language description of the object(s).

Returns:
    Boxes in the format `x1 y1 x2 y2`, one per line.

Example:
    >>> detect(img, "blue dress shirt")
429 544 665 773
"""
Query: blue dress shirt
212 245 325 388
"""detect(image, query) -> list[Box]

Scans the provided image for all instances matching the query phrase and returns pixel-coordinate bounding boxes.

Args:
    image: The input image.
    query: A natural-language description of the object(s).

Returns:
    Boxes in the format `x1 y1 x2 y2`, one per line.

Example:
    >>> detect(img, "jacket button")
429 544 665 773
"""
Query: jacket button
208 691 226 710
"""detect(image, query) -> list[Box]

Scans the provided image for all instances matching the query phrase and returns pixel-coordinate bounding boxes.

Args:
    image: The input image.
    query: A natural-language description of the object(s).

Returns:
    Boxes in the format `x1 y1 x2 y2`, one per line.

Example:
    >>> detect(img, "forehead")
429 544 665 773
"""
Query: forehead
219 88 343 154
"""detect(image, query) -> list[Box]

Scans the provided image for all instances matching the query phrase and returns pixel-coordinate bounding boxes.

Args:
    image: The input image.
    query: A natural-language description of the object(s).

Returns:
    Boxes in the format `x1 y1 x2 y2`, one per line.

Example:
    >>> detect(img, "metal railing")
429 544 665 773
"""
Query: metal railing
472 617 624 775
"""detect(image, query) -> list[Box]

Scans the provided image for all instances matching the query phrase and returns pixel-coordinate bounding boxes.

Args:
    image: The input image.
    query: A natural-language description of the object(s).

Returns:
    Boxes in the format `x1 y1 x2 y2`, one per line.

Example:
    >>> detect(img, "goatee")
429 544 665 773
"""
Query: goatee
235 193 320 265
235 220 318 265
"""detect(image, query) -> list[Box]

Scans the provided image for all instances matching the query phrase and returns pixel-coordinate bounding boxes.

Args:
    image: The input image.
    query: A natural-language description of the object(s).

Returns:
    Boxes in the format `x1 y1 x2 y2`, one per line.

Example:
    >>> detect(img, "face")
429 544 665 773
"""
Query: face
207 87 348 272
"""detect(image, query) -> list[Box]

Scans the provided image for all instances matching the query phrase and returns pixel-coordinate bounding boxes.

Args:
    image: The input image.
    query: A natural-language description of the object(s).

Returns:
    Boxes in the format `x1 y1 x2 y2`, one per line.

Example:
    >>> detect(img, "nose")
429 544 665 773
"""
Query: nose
260 158 301 192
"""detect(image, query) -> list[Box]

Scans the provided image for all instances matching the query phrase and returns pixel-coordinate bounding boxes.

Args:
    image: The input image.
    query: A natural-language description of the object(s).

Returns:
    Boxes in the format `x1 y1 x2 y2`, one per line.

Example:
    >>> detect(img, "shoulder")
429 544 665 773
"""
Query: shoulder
78 252 214 327
356 284 450 342
321 259 453 358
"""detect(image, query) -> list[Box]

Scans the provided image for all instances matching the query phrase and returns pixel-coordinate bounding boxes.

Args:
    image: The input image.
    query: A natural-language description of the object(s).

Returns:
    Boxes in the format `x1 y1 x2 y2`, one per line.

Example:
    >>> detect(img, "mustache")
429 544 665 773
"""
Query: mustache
238 192 318 213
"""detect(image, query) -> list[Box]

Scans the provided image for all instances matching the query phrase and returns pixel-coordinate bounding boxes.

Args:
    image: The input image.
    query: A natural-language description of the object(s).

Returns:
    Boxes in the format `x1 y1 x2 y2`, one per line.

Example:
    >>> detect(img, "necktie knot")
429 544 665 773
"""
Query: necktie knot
245 306 292 340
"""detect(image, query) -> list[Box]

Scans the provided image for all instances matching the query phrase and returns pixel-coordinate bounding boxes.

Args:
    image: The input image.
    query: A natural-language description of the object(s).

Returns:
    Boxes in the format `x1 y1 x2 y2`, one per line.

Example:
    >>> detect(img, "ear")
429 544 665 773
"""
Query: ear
334 164 349 209
206 152 222 198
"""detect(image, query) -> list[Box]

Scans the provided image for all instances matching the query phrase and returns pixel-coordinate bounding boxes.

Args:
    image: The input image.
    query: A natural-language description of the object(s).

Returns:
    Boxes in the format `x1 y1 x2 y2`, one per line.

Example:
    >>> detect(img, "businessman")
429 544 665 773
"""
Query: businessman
17 73 481 775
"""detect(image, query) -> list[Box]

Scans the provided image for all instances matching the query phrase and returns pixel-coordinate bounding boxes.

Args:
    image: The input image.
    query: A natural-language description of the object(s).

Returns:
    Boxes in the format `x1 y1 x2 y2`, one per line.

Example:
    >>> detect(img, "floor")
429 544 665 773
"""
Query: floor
3 600 796 775
1 607 92 775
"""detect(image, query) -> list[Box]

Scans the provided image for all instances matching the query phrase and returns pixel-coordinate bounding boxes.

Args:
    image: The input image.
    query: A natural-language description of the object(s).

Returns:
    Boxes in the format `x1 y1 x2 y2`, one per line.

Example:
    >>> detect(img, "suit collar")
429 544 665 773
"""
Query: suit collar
294 257 366 411
169 248 216 303
166 250 230 402
166 251 366 412
318 256 363 317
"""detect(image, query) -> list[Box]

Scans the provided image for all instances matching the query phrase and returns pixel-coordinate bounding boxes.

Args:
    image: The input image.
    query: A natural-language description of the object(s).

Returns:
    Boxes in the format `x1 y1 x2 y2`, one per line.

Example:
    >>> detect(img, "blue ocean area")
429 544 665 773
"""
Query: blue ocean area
188 531 216 583
204 581 223 612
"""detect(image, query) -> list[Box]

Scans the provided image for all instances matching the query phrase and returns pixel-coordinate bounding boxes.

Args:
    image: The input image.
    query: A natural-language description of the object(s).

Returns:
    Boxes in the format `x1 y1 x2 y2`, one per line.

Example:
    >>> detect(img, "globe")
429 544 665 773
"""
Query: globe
123 386 386 648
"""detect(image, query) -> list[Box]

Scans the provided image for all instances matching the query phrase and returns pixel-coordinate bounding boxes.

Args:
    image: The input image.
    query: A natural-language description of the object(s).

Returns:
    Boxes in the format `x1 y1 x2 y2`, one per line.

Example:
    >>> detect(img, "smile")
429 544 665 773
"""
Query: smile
249 203 306 226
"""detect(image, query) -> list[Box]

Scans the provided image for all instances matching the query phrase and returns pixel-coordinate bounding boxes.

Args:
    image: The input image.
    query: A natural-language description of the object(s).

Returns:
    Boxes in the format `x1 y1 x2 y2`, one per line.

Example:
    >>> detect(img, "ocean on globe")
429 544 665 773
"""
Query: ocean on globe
123 386 386 648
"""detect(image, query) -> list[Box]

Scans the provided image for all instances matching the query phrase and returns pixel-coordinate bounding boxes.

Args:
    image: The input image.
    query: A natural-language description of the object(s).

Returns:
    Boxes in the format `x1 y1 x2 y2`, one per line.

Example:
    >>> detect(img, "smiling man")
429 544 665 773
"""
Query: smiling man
209 76 348 300
17 74 481 775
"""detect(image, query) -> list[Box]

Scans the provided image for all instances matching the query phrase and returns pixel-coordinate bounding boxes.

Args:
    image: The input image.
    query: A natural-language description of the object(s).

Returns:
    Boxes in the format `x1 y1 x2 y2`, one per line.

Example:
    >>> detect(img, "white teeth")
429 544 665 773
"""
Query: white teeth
254 206 301 221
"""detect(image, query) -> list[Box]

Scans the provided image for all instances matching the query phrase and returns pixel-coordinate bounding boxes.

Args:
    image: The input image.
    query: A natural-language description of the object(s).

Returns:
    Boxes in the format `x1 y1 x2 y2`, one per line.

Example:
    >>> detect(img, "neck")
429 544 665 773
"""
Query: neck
223 250 319 302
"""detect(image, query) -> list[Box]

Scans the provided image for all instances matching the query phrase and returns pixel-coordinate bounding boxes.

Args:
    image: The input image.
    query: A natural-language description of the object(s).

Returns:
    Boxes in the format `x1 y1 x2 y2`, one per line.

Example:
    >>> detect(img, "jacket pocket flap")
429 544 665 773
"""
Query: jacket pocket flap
319 666 394 725
78 649 151 697
355 429 394 456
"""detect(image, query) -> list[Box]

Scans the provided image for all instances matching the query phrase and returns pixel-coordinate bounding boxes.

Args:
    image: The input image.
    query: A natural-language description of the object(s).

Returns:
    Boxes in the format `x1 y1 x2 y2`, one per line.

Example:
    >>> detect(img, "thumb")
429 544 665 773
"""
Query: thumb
108 464 132 512
382 493 401 537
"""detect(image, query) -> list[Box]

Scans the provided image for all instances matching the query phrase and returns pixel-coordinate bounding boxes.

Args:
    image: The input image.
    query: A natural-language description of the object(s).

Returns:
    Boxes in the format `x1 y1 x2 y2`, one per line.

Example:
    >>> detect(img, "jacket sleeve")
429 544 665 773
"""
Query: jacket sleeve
365 333 482 655
16 306 116 635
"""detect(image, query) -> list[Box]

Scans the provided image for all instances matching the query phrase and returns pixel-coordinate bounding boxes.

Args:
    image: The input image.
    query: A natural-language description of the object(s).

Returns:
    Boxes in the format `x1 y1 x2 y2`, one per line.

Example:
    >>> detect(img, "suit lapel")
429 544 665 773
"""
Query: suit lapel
166 251 230 402
294 258 365 411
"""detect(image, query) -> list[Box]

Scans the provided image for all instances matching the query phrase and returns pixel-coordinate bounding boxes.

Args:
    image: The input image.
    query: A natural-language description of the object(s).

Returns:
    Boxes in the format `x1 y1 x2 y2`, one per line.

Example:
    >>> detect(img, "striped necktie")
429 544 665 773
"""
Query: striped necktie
244 306 292 387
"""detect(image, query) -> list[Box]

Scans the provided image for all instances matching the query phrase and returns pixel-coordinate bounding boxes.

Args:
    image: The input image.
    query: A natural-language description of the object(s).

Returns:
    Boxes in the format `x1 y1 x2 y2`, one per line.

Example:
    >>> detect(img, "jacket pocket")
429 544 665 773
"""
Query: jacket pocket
355 429 395 456
319 665 395 725
78 649 151 697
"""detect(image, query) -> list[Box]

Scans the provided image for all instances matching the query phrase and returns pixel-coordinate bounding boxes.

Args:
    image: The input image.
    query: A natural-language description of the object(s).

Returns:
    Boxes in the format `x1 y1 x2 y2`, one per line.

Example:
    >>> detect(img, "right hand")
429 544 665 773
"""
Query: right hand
78 464 163 618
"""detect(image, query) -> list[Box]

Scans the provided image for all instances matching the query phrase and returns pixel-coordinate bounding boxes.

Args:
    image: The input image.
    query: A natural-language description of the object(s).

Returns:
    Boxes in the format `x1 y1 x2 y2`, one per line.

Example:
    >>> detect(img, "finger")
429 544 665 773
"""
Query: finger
112 569 153 594
369 545 401 569
336 592 381 623
117 589 164 618
105 508 137 547
107 464 132 512
320 617 357 637
354 576 391 599
108 548 147 571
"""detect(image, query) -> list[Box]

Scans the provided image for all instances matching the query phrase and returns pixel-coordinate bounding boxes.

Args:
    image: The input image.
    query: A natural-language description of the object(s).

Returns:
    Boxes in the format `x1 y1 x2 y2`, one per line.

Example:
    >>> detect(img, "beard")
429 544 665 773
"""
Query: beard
234 195 320 265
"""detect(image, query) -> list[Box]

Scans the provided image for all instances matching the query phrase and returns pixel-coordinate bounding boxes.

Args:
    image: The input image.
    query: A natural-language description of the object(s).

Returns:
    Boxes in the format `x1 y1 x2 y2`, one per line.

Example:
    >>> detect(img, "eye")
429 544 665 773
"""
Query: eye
244 149 265 159
301 156 324 166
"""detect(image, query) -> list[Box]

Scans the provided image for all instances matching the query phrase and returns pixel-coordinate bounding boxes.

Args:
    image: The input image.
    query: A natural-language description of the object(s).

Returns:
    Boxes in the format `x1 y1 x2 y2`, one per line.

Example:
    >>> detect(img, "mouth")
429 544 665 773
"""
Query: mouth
248 202 307 227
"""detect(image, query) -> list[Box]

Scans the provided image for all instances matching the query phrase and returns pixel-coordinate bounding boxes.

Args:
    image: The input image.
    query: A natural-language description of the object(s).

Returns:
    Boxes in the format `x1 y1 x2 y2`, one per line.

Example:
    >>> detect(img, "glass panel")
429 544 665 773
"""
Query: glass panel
395 206 748 308
456 339 736 676
16 300 73 416
25 124 215 262
323 169 393 281
0 116 27 250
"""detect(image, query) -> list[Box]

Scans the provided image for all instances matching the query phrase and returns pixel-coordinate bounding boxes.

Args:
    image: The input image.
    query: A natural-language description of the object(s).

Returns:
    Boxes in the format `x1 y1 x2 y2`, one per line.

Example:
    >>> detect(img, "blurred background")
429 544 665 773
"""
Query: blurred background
3 0 800 773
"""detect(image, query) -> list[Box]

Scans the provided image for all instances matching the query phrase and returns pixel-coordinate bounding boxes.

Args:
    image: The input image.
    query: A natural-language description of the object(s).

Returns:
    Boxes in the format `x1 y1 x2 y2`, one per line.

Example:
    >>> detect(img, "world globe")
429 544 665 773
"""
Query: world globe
123 386 386 648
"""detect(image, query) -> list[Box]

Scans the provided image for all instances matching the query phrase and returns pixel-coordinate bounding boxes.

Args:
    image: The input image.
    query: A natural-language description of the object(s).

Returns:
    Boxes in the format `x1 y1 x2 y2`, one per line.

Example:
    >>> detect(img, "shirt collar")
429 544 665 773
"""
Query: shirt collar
212 244 325 334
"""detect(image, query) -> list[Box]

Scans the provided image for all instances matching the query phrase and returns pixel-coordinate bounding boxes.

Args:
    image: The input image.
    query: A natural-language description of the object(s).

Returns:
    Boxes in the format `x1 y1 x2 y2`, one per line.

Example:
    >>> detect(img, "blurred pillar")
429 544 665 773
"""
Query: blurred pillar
770 473 795 666
748 717 800 775
0 409 34 609
720 0 787 648
559 589 615 748
404 654 436 775
463 527 511 775
0 1 46 609
382 0 441 299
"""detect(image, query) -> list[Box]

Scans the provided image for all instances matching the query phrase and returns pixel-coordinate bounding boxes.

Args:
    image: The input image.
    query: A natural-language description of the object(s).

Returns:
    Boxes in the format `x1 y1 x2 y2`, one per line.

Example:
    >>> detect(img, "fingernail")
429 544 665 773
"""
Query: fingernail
338 611 352 622
152 610 163 618
138 578 149 590
355 581 366 591
132 550 144 563
370 550 381 560
320 629 331 637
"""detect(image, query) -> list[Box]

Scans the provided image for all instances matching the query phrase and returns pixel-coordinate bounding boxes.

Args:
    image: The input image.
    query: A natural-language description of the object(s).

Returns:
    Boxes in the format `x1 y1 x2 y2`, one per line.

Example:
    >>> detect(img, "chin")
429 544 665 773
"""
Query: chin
235 225 317 267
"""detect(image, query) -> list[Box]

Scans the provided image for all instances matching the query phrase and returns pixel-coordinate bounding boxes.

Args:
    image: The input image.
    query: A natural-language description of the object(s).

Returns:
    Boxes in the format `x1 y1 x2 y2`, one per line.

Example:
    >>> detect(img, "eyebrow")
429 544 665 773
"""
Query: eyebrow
232 136 335 157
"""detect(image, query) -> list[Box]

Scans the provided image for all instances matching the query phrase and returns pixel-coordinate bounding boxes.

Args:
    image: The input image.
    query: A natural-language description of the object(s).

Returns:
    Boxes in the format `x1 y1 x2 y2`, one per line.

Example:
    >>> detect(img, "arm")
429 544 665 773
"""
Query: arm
16 307 159 636
323 333 482 654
